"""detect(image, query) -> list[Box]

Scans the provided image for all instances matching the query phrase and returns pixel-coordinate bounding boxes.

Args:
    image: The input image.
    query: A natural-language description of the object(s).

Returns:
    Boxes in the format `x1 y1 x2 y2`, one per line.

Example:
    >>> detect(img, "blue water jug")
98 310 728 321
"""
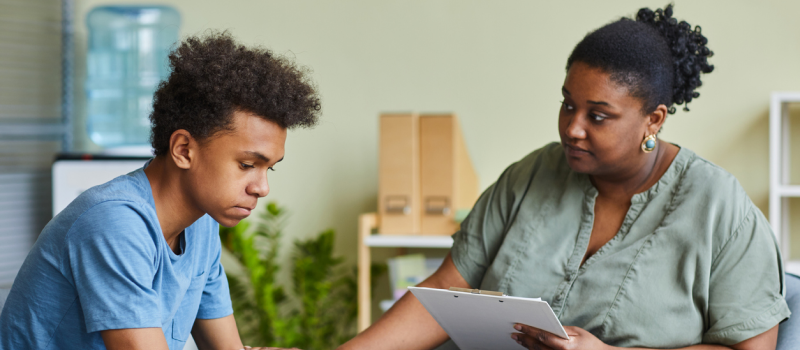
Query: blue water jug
85 6 180 148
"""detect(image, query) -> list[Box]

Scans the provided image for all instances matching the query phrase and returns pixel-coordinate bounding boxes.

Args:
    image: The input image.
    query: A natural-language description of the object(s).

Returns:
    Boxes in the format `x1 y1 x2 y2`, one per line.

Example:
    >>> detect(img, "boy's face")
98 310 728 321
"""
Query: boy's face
186 110 287 227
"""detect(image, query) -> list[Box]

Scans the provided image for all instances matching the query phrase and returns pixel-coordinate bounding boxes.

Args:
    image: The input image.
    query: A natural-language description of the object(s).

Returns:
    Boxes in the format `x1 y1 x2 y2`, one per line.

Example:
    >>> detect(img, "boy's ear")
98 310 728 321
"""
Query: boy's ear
168 129 196 170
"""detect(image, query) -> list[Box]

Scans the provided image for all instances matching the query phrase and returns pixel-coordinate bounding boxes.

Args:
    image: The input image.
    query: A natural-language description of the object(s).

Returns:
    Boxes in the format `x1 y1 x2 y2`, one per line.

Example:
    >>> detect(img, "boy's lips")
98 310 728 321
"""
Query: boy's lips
234 206 255 216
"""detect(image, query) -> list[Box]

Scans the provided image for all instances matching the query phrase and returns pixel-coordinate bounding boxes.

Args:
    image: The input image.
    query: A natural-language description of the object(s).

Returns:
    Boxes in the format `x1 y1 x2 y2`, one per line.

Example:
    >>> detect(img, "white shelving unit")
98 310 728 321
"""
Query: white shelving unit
356 213 454 331
364 235 453 248
769 92 800 275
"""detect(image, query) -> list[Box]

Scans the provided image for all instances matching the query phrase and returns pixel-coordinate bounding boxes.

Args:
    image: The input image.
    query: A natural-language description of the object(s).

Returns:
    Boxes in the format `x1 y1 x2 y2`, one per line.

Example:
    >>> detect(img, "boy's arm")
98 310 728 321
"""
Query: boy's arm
101 328 170 350
191 314 244 350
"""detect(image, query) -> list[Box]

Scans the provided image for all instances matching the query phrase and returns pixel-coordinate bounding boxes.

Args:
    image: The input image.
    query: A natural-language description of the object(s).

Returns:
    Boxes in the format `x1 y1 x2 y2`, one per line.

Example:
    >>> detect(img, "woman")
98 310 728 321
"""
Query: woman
340 5 789 350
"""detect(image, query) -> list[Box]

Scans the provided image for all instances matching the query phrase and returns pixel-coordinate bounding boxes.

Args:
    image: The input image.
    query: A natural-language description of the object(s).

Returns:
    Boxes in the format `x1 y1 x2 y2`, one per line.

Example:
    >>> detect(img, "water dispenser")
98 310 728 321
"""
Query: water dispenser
85 6 180 148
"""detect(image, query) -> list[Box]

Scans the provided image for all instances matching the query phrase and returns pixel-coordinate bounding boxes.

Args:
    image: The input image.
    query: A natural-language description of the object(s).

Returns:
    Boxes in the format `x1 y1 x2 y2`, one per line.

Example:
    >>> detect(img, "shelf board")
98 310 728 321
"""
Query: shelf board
365 235 453 248
777 185 800 197
773 92 800 103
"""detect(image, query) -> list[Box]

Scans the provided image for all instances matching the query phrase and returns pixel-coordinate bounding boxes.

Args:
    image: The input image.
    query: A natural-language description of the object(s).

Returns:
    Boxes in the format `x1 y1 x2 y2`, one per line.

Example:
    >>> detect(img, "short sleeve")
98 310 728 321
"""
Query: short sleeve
196 234 233 319
703 206 792 345
65 201 162 333
451 164 518 288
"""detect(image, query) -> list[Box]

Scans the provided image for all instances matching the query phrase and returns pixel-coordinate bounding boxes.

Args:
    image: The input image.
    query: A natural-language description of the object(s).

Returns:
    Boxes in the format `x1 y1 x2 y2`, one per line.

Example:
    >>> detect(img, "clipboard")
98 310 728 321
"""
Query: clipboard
408 287 569 350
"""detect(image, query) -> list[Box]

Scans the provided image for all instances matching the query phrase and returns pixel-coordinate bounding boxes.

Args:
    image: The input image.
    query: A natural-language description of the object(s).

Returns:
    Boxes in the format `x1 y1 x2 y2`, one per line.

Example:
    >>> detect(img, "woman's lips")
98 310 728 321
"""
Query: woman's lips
564 143 591 157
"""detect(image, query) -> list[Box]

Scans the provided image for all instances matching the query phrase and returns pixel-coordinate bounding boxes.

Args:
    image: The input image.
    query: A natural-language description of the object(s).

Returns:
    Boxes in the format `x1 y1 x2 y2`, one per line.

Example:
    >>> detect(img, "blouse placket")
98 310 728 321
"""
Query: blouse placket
550 178 656 317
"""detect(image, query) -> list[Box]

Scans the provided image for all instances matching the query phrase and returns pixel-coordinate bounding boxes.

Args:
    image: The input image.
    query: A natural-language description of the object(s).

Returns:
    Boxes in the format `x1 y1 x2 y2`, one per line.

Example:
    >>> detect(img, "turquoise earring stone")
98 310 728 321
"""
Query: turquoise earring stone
645 139 655 149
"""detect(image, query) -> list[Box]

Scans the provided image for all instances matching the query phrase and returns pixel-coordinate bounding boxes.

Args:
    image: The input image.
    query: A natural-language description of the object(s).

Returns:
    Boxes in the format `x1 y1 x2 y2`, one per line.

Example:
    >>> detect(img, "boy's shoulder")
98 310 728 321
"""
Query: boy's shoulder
68 168 155 218
42 168 161 250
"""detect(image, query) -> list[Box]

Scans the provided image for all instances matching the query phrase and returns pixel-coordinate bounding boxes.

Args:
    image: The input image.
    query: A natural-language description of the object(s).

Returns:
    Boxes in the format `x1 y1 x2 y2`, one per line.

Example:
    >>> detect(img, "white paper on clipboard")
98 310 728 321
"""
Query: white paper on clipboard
408 287 568 350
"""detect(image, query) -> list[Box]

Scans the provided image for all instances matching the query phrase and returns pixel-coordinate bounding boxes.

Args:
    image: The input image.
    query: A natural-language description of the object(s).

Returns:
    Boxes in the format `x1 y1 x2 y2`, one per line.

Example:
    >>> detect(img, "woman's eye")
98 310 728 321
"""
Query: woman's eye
268 167 276 172
561 100 574 111
590 113 606 122
240 163 255 169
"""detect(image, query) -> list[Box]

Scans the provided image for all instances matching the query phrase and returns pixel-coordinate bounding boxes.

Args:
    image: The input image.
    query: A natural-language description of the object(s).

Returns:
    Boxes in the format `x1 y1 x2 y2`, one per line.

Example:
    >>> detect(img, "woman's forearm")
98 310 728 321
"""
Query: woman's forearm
338 253 471 350
619 346 730 350
621 324 778 350
337 286 449 350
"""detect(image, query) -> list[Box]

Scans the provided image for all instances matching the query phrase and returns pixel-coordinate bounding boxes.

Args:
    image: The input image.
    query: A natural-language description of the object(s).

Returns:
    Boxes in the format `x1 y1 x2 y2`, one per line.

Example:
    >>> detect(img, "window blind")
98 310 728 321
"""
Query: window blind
0 0 67 287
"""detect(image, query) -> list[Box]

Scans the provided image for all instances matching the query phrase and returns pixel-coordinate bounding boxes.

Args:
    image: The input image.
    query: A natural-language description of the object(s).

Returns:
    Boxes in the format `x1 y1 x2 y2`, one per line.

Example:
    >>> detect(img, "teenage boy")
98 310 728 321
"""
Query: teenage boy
0 32 320 350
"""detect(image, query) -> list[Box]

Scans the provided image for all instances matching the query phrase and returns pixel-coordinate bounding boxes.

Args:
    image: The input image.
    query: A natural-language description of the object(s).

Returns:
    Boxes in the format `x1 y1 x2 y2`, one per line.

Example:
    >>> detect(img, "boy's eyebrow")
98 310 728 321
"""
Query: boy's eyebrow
244 151 283 164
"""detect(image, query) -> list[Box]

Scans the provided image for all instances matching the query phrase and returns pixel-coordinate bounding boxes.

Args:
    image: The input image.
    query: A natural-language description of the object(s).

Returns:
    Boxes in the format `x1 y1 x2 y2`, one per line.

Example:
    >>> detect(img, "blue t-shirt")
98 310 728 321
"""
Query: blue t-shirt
0 165 233 349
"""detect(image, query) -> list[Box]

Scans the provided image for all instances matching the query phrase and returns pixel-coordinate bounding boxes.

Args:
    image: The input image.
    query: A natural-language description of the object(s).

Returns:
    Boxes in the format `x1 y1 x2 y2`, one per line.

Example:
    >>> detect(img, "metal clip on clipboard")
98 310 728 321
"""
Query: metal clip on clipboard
449 287 507 297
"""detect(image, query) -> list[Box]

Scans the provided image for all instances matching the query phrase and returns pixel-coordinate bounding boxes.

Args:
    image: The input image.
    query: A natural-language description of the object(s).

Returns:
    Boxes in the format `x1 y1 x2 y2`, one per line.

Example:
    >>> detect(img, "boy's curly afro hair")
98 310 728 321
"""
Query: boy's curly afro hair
149 31 321 156
567 4 714 115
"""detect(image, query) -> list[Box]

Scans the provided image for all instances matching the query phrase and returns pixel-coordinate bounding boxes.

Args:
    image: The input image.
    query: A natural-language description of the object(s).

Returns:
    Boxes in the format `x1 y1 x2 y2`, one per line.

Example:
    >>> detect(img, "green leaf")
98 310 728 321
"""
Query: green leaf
220 202 372 349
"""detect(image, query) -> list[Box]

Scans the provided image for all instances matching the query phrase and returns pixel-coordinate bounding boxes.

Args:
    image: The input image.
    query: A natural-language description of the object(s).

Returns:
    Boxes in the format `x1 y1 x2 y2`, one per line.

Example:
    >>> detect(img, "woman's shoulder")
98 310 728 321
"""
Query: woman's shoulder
679 148 752 206
673 147 767 245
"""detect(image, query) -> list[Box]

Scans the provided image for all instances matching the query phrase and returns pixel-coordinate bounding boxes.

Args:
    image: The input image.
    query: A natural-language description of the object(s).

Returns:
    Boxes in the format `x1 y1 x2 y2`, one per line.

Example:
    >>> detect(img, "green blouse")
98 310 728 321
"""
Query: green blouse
451 142 790 347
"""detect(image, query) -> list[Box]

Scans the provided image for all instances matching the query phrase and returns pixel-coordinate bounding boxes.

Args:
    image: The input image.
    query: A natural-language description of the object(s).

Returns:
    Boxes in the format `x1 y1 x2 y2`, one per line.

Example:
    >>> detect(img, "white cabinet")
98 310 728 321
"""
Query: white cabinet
769 92 800 275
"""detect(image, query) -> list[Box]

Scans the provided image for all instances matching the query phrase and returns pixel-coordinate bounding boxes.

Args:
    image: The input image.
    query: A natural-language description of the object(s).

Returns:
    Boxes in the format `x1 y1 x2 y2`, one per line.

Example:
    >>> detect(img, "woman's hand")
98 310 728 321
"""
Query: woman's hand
511 324 610 350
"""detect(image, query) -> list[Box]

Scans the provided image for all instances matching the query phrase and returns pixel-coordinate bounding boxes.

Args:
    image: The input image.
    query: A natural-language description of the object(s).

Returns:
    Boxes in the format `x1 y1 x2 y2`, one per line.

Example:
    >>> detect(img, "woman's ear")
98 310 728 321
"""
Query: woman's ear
168 129 195 170
647 104 669 135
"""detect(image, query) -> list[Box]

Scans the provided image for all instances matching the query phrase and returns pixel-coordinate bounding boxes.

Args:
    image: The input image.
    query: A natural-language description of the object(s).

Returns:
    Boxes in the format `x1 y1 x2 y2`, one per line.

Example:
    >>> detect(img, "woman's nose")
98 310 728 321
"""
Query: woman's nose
565 115 587 140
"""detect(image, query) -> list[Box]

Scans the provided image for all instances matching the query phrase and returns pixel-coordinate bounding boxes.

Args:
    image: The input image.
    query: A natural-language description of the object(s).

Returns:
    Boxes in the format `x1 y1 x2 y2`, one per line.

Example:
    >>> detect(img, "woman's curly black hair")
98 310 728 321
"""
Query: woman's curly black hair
566 4 714 114
149 31 321 156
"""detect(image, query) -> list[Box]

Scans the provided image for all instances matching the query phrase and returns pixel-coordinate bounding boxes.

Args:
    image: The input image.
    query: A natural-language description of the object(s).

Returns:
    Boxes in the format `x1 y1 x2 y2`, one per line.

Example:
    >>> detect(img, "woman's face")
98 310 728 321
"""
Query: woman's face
558 61 654 177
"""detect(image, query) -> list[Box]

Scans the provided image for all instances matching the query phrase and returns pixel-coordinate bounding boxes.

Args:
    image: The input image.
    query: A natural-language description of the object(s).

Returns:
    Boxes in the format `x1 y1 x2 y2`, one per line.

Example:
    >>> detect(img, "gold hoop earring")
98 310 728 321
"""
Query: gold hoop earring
641 134 657 153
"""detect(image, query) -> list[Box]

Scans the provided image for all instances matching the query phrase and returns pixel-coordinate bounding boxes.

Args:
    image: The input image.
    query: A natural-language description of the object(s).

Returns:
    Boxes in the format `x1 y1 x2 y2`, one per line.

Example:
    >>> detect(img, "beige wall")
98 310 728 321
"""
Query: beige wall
71 0 800 266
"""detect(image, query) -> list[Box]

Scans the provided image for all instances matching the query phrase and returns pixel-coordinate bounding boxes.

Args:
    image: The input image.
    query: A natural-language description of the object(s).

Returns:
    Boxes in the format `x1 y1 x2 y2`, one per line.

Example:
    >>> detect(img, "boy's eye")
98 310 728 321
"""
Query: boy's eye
561 100 574 111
